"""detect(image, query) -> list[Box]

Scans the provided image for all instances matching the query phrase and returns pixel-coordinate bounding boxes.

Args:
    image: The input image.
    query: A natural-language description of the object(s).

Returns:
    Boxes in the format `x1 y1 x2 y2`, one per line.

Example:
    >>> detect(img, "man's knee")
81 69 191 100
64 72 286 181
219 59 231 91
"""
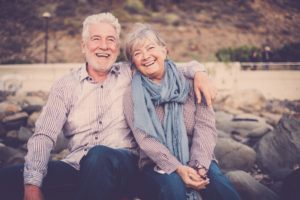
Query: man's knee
0 164 24 199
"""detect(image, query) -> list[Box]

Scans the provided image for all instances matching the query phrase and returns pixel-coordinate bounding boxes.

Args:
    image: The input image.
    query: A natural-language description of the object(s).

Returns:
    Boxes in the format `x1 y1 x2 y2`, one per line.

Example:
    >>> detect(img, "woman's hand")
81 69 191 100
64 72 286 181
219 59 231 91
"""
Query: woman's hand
176 165 209 190
194 71 217 107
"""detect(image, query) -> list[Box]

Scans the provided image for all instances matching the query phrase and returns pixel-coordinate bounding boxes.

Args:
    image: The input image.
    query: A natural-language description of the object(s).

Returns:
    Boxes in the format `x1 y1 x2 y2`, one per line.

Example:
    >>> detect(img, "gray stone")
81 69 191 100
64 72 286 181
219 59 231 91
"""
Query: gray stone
0 146 25 168
27 112 41 127
255 114 300 180
0 102 22 120
215 138 256 171
2 112 28 130
52 132 69 153
226 170 279 200
18 127 33 142
216 112 273 138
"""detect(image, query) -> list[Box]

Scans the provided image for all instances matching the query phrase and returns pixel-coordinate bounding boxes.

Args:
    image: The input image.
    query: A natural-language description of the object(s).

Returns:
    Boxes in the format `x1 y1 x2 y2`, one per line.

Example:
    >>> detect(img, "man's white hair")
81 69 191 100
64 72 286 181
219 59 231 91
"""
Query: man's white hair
82 12 121 41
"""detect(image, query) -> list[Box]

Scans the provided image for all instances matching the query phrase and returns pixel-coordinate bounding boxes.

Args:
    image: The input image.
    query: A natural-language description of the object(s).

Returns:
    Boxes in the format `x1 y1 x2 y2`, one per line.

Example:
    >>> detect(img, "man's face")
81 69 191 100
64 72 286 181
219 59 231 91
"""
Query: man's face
82 22 120 73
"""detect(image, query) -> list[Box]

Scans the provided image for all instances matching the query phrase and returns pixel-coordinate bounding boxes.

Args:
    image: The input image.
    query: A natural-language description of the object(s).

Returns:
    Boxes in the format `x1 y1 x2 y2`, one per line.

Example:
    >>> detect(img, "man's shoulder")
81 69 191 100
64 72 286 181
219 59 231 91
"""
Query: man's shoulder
51 66 82 91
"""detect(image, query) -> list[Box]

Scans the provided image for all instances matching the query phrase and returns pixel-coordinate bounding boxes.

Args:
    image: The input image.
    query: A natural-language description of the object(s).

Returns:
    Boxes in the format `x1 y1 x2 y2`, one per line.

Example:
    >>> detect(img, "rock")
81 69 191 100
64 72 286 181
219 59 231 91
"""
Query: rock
221 89 266 113
226 170 279 200
6 130 18 139
214 138 256 171
22 96 46 107
0 102 22 120
2 112 28 130
216 112 273 138
18 127 33 142
27 112 41 127
280 168 300 200
255 114 300 180
0 122 6 137
0 146 25 168
52 132 69 153
51 149 70 161
23 105 42 115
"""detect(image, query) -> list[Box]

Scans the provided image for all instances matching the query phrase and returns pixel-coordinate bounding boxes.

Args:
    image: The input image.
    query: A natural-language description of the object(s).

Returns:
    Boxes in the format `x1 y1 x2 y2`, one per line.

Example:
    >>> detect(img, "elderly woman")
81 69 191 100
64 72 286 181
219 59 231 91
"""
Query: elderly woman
123 24 241 200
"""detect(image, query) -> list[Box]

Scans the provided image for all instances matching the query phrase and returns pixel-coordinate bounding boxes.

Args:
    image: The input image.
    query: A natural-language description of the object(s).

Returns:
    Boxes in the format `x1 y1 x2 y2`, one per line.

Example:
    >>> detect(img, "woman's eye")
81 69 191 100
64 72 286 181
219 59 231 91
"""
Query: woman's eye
134 52 140 57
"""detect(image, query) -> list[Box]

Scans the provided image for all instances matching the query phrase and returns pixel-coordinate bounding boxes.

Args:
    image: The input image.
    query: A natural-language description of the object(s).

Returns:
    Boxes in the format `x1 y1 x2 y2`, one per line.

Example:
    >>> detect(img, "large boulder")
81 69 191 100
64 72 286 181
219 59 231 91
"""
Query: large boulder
255 114 300 180
226 170 279 200
215 138 256 171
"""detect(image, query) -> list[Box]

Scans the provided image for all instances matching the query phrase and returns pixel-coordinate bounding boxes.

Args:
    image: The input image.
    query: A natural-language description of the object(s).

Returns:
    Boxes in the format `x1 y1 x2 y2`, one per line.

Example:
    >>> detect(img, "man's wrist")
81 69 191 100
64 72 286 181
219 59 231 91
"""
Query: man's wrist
187 160 207 171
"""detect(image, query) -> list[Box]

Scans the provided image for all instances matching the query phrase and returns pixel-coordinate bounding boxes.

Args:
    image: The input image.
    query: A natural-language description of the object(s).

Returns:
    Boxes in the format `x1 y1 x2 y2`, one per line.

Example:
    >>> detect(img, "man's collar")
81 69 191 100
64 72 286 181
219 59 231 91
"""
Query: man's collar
79 63 121 82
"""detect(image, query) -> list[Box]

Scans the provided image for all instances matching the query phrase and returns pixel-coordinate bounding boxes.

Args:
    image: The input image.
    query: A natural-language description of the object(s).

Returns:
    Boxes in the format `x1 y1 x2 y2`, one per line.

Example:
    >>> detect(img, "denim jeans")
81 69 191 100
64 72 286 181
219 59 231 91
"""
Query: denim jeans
76 145 140 200
0 145 139 200
141 161 241 200
0 160 79 200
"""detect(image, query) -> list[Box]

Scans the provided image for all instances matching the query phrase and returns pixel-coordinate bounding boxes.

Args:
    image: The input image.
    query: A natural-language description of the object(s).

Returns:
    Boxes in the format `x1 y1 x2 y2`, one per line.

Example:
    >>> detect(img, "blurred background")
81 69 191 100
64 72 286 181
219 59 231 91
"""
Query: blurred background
0 0 300 64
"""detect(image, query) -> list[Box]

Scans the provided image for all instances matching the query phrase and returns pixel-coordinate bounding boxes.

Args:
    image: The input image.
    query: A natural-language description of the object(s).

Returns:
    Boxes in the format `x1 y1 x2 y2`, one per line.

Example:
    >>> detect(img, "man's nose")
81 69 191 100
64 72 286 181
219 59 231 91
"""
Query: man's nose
99 40 108 50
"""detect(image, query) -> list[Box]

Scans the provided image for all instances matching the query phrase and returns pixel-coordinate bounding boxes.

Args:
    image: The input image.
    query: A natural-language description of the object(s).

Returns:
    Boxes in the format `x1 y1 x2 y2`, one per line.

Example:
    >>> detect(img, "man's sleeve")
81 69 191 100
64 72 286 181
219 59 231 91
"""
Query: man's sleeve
176 60 207 78
24 79 69 187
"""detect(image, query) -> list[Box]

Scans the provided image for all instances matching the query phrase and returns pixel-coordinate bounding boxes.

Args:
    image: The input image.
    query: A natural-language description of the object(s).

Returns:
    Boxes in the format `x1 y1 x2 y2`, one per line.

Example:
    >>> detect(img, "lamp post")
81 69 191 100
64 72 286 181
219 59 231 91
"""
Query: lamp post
42 12 51 64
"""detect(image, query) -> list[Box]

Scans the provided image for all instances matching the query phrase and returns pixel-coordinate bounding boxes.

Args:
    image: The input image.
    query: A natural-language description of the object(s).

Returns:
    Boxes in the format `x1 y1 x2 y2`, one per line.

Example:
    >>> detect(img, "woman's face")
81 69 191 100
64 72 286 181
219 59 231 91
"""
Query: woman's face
132 39 167 83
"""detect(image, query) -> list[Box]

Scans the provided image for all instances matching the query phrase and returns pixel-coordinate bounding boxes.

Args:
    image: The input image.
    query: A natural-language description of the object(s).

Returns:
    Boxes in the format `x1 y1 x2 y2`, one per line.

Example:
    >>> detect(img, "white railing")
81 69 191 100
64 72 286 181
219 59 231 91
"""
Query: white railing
240 62 300 70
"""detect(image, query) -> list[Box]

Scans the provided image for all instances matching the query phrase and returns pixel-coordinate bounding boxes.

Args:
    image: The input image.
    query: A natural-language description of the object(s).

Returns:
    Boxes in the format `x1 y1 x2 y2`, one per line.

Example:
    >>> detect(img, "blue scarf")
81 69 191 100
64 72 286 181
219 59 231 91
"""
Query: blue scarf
132 59 198 200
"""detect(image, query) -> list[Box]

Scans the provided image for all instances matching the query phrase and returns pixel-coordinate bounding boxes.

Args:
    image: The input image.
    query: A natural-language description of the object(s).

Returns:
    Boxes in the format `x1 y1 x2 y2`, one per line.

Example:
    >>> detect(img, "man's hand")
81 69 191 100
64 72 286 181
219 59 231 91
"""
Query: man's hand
194 71 217 107
176 165 209 190
24 184 44 200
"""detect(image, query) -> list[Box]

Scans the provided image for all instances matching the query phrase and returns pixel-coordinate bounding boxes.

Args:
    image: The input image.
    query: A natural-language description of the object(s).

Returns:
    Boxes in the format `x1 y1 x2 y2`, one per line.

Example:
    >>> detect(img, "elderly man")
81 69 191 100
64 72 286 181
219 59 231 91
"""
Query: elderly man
0 12 216 200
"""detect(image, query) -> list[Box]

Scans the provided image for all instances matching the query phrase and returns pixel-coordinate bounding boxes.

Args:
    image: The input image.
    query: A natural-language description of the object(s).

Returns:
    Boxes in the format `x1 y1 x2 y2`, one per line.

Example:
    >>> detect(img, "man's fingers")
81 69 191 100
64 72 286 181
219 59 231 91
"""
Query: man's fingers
203 89 212 107
194 86 202 104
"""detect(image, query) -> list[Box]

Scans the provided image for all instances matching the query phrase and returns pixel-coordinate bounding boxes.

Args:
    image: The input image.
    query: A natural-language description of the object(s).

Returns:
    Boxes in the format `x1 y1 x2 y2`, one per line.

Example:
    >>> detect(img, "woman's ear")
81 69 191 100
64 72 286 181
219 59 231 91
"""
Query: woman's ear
163 47 168 59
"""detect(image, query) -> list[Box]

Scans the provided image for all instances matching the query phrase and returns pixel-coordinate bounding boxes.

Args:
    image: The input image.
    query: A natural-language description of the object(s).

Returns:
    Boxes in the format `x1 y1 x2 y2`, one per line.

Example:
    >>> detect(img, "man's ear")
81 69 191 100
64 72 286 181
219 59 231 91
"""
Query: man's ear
81 40 86 54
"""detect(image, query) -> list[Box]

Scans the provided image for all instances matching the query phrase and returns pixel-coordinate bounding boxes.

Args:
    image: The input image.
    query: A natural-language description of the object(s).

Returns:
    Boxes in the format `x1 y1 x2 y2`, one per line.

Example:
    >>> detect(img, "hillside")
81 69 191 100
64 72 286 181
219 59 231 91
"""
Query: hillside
1 0 300 63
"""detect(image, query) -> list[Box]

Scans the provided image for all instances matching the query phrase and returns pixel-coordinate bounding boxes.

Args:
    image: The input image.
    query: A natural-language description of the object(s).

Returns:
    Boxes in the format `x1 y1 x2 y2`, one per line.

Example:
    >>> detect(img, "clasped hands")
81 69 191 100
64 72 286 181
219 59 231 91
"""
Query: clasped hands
176 165 209 191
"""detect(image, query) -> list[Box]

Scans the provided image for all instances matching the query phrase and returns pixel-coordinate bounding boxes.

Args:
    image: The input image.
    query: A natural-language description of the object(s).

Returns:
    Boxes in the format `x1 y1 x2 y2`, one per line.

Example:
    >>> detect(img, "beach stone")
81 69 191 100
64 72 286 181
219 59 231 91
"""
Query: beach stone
2 112 28 130
280 168 300 200
0 122 6 137
18 127 33 142
222 89 266 112
27 111 41 127
215 138 256 171
0 102 22 120
52 132 69 153
255 114 300 180
22 96 46 107
0 146 25 168
23 105 42 115
216 112 273 138
226 170 279 200
6 130 18 139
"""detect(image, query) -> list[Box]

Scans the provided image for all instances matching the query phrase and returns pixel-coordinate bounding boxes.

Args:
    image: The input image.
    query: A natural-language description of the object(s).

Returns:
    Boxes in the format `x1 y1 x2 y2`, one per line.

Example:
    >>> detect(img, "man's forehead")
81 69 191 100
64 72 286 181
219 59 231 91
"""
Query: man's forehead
88 22 118 37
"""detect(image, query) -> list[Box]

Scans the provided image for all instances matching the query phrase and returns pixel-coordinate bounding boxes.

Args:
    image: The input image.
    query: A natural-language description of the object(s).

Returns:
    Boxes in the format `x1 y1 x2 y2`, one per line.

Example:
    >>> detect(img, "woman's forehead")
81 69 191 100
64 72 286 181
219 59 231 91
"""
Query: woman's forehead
132 38 157 51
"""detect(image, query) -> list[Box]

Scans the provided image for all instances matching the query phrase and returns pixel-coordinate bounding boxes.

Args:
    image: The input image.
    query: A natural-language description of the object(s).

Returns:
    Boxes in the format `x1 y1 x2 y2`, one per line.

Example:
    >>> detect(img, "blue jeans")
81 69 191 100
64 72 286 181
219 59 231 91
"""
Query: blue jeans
141 161 241 200
0 145 139 200
0 161 79 200
76 145 140 200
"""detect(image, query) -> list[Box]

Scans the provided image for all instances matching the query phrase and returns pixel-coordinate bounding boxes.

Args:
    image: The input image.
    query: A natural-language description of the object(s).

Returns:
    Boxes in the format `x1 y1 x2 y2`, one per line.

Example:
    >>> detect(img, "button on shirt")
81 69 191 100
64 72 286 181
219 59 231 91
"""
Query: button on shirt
23 61 206 187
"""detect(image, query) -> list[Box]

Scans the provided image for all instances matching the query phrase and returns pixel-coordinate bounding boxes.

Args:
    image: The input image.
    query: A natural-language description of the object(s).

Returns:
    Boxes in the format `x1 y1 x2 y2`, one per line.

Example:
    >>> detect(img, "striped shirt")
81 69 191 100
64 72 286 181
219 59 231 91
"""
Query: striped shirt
124 78 217 174
24 61 206 186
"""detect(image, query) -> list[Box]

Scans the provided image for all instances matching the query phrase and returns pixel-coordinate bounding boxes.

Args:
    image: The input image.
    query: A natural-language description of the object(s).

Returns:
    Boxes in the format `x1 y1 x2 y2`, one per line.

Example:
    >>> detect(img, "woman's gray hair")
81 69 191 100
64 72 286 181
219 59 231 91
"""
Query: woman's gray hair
124 23 166 63
82 12 121 42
